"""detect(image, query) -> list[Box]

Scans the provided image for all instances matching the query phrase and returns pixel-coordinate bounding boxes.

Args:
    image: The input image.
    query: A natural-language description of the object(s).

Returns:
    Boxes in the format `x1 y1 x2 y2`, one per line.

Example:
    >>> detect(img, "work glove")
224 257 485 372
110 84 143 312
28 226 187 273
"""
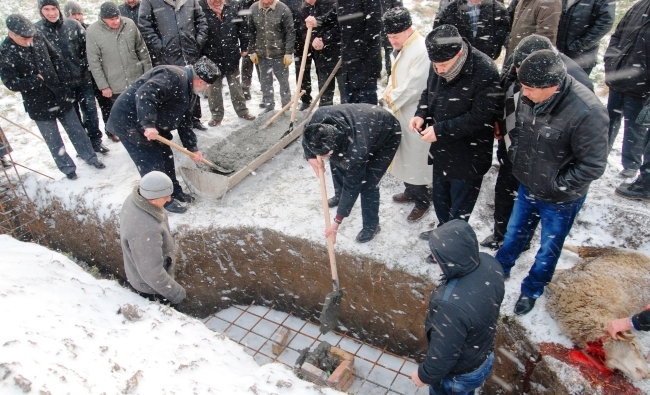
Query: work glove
636 97 650 126
283 54 293 67
249 53 258 64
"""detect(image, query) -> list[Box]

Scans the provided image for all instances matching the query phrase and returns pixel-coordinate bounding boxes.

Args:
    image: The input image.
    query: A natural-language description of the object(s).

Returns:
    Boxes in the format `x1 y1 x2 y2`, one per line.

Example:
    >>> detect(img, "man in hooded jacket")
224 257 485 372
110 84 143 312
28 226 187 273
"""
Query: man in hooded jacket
411 220 505 394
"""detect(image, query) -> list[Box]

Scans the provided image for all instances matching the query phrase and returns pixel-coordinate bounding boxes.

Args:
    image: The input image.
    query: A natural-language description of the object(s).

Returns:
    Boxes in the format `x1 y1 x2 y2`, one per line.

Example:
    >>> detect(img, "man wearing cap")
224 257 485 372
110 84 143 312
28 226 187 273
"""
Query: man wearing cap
382 7 432 223
303 103 401 243
411 220 505 394
63 1 87 26
86 3 152 119
495 49 608 315
106 58 220 214
410 25 501 239
481 34 593 250
119 0 141 23
35 0 110 155
120 171 186 305
0 14 105 180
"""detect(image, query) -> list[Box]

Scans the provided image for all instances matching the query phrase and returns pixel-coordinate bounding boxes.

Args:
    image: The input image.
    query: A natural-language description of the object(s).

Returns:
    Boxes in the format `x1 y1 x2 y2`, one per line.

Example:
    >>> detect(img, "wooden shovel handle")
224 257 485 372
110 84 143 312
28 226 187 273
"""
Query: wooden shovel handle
291 26 313 124
317 156 338 284
263 90 305 128
154 135 217 168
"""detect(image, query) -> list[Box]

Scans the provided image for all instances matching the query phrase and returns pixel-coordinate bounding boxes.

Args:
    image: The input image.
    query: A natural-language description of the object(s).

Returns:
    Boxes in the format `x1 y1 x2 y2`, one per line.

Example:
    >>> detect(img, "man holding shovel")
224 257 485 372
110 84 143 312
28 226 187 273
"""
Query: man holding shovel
303 103 401 243
106 57 220 214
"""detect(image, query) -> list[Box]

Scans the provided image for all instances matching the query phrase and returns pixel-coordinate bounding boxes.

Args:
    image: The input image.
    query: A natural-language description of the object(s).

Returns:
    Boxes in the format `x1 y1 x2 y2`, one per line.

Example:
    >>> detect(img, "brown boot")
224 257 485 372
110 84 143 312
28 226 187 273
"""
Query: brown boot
407 206 430 222
393 193 415 203
208 119 222 127
239 113 256 121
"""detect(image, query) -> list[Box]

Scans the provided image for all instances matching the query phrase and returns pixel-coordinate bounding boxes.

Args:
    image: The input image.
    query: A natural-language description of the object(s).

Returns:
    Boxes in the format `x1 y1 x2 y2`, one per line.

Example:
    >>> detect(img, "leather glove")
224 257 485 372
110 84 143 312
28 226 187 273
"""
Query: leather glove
636 97 650 126
283 54 293 67
249 53 258 64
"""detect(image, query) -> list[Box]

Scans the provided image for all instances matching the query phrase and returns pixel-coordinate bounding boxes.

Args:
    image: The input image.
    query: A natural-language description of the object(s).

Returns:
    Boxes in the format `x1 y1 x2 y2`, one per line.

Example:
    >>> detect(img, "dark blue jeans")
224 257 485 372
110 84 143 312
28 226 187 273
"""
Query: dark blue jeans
342 66 377 105
72 81 102 143
431 174 483 226
607 90 650 173
429 352 494 395
496 185 585 298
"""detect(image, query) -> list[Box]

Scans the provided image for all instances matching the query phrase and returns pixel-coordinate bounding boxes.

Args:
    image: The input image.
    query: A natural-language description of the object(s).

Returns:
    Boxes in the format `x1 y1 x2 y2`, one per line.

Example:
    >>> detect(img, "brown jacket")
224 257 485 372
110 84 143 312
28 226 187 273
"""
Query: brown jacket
506 0 562 57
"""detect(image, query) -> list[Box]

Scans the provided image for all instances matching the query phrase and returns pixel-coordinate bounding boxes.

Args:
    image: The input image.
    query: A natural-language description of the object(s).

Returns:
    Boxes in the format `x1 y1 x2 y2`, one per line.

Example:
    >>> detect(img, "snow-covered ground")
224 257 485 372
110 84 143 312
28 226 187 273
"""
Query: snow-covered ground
0 235 344 395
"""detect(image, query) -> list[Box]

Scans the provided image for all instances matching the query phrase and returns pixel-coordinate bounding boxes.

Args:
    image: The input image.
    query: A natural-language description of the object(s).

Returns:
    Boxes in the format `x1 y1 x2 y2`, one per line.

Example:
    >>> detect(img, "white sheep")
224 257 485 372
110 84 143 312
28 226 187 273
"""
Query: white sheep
546 246 650 381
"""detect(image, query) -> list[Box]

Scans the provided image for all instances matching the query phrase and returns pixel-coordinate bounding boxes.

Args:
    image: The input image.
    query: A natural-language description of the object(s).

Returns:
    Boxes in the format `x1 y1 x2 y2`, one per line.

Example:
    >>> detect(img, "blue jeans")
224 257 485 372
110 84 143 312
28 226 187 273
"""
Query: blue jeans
72 81 102 143
429 352 494 395
496 185 585 298
607 90 650 173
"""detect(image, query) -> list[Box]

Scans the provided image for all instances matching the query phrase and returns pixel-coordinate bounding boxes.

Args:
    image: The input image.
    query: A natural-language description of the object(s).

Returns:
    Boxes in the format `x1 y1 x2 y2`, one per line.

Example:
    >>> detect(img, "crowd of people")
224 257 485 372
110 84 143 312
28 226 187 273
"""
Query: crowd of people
2 0 650 393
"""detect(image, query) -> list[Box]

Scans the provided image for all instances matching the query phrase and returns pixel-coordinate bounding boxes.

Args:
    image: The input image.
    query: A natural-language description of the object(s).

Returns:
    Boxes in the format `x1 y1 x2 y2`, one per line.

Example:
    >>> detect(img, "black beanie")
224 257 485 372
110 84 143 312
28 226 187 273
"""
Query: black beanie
99 2 120 19
39 0 61 10
517 49 567 89
5 14 36 37
193 56 221 84
303 123 342 156
513 35 553 68
382 7 412 35
63 1 83 17
425 25 463 62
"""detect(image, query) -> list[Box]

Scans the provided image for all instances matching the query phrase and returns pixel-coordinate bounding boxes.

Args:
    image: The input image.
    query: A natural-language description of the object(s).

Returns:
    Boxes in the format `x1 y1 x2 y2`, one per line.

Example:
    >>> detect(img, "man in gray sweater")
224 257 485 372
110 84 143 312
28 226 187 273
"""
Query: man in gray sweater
120 171 186 304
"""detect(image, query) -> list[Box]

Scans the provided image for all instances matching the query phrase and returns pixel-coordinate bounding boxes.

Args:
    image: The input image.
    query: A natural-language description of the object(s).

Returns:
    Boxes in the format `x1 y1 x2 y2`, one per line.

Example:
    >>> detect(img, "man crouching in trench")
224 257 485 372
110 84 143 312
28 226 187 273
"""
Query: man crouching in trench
120 171 186 305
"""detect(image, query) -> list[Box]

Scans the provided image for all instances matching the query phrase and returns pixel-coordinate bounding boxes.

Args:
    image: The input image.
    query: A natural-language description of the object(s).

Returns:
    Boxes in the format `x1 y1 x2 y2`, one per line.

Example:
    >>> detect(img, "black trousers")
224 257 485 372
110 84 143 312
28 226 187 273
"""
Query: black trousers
404 182 430 210
314 51 344 106
295 48 313 104
431 173 483 226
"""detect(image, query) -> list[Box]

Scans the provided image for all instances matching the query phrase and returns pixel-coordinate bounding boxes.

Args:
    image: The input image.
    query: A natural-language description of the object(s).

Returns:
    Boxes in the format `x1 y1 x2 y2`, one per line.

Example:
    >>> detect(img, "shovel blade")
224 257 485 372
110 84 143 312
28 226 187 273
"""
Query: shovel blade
319 289 343 334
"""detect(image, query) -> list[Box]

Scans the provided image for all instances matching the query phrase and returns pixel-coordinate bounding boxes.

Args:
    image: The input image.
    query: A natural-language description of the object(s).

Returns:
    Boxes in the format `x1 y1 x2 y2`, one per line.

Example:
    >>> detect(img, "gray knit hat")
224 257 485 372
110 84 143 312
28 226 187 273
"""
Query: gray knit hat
5 14 36 37
518 49 567 89
63 1 83 16
99 2 120 19
425 25 463 62
139 171 173 199
513 35 554 68
382 7 412 35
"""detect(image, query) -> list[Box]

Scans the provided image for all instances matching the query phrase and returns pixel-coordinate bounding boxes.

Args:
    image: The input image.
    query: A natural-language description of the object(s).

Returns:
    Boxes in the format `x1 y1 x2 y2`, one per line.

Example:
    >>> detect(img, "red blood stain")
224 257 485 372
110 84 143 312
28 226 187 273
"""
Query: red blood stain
539 342 642 395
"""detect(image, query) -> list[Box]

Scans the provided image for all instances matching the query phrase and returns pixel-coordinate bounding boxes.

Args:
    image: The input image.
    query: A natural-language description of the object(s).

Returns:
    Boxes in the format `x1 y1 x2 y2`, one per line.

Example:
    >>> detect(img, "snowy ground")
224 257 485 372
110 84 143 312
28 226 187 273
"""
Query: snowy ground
2 0 650 393
0 235 344 395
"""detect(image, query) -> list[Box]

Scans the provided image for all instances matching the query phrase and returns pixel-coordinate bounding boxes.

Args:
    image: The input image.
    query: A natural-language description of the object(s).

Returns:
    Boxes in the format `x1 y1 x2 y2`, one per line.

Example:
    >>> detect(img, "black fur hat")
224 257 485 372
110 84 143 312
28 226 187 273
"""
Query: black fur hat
193 56 221 84
425 25 463 62
303 123 343 156
518 49 567 89
382 7 412 35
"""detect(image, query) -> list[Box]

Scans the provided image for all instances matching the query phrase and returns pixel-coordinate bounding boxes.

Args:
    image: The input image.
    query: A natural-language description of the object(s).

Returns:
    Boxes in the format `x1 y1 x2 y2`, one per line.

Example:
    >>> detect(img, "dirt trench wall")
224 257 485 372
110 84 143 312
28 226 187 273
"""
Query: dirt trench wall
35 197 576 392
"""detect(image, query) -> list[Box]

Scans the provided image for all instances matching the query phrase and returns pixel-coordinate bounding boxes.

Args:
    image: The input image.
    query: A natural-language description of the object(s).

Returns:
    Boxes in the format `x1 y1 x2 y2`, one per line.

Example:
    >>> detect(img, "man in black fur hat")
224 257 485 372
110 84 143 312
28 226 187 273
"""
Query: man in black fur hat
303 103 401 243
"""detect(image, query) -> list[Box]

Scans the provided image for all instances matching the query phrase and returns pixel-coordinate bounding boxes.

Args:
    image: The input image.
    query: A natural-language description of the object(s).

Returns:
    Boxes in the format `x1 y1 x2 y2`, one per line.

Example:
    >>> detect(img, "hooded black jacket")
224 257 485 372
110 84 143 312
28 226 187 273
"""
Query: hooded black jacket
509 75 608 203
604 0 650 98
414 42 502 179
105 65 198 151
433 0 510 60
338 0 382 78
200 1 248 75
35 4 90 86
303 104 401 219
419 220 505 384
0 35 73 121
138 0 209 66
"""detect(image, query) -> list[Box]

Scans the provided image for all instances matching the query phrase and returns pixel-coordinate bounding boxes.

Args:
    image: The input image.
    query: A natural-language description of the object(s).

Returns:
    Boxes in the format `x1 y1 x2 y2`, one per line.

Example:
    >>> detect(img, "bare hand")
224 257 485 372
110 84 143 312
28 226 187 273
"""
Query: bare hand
308 157 325 177
241 51 248 57
144 128 159 141
420 126 437 143
325 222 339 244
411 370 425 387
305 16 318 29
607 317 633 339
102 87 113 98
191 151 203 163
409 116 424 133
312 37 324 51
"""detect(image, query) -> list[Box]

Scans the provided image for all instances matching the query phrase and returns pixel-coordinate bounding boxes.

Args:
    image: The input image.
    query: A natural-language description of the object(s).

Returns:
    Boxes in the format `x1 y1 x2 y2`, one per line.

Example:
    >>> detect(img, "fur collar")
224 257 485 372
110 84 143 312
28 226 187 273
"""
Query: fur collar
131 186 167 223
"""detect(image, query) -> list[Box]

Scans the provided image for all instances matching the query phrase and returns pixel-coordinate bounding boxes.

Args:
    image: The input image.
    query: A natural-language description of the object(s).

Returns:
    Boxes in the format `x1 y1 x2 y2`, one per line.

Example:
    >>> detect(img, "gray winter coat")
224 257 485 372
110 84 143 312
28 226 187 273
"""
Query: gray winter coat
86 17 152 94
249 0 295 59
120 186 186 304
138 0 209 66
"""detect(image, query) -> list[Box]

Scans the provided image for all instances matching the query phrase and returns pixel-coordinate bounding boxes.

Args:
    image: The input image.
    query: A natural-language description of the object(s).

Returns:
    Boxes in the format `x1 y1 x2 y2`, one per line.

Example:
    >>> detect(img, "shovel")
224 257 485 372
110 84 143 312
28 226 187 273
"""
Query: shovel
154 135 234 175
316 156 343 334
288 26 313 133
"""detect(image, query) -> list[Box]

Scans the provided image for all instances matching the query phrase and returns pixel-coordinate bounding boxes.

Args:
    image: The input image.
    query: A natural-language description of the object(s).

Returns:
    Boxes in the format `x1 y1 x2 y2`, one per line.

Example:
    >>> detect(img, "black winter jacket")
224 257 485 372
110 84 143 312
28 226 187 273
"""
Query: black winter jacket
106 65 198 151
419 220 504 385
633 309 650 331
119 1 141 23
138 0 209 66
200 1 248 75
338 0 382 78
0 35 73 121
509 76 608 203
414 42 502 179
35 15 90 86
604 0 650 98
303 104 401 219
556 0 614 70
302 0 340 67
434 0 510 60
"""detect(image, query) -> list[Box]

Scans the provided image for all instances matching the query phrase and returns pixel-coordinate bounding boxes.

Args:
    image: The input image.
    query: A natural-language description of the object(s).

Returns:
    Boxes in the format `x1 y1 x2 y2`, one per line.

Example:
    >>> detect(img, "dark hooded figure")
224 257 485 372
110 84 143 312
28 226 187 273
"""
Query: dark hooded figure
410 220 505 394
303 103 401 243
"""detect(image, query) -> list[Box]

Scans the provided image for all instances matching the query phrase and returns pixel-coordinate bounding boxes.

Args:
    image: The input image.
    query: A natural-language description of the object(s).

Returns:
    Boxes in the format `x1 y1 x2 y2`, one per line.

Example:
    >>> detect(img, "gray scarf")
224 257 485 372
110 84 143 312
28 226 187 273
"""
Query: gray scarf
435 42 468 82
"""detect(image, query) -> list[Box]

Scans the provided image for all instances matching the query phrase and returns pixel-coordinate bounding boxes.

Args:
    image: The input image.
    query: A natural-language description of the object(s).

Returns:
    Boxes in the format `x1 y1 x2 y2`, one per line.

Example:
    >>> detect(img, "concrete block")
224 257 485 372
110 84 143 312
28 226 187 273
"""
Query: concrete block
272 327 290 356
301 362 328 385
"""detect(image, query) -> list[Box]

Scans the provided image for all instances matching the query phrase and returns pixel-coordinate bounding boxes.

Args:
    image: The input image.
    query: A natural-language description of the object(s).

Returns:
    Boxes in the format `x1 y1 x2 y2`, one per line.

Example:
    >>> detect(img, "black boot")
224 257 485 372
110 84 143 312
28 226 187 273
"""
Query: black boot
356 226 381 243
514 294 536 315
92 141 110 154
173 190 195 203
480 235 503 250
615 178 650 202
164 199 187 214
